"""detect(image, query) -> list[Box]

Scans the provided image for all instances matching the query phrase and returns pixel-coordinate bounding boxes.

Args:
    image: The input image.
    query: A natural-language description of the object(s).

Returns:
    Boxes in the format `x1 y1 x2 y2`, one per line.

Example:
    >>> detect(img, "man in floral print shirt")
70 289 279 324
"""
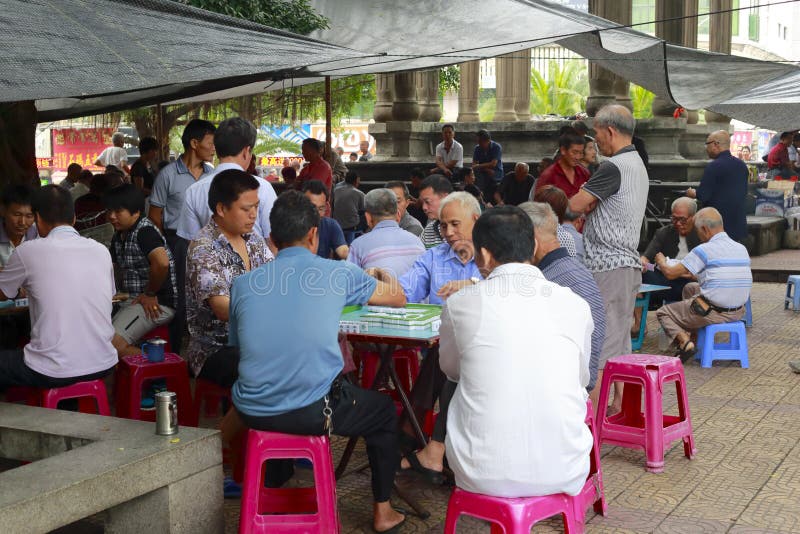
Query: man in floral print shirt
185 169 273 387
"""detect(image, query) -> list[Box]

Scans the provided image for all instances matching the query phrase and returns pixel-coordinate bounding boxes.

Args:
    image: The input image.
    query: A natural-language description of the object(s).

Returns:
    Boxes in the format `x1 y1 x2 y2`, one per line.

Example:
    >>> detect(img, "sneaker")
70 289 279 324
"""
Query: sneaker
223 476 241 498
789 360 800 374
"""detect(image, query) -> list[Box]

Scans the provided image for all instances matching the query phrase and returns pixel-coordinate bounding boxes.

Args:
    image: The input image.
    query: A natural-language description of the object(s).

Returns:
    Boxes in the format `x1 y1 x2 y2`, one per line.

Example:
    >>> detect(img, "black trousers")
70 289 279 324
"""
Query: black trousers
164 231 188 353
642 269 689 308
196 346 240 388
431 379 456 443
0 349 114 392
237 379 398 502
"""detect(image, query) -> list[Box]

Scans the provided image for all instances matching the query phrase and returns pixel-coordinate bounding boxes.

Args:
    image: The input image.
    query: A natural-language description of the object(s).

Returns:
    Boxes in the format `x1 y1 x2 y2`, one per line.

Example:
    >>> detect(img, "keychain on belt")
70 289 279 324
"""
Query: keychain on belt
322 395 333 436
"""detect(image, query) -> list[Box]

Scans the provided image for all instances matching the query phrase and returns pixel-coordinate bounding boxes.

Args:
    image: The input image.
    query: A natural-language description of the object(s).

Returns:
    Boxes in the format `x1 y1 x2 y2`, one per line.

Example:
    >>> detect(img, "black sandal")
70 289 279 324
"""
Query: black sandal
398 451 445 485
676 340 696 363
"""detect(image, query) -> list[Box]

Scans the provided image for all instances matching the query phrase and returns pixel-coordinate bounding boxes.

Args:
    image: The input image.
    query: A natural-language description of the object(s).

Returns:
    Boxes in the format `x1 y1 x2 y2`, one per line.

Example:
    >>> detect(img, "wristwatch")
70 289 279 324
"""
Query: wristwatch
469 277 480 285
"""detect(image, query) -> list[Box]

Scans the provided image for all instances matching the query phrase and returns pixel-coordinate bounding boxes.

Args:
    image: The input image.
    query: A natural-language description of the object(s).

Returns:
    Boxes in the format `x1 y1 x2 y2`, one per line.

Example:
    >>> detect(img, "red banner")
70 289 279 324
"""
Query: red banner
50 128 116 172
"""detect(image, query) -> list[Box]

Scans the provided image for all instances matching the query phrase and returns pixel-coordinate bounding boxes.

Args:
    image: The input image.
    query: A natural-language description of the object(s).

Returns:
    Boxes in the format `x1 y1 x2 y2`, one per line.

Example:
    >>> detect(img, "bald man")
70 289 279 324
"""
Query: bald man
686 130 748 243
654 207 752 361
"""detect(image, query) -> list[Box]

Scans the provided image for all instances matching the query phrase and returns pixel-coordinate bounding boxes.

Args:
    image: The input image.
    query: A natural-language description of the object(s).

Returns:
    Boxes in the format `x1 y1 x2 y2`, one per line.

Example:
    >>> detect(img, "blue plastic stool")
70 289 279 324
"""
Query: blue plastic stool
743 297 753 328
786 275 800 311
696 322 749 368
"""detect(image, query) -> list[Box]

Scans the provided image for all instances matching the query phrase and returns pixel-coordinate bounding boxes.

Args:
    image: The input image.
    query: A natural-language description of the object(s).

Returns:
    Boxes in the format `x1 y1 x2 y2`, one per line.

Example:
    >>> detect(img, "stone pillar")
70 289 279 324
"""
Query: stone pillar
391 72 420 121
513 49 531 121
494 52 518 121
373 73 394 122
457 61 480 122
417 70 442 122
705 0 732 125
587 0 633 115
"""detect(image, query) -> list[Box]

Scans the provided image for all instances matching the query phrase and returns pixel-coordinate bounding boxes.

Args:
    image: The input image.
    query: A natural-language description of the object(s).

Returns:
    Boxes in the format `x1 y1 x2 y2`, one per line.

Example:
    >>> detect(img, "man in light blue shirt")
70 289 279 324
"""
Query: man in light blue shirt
655 207 752 360
176 117 277 242
398 191 481 484
400 192 482 305
229 190 408 533
348 188 424 277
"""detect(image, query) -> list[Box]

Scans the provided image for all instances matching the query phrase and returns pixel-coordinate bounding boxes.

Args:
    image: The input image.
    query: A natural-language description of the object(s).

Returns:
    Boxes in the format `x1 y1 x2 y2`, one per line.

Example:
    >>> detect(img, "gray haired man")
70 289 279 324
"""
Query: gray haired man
569 104 649 416
347 188 424 277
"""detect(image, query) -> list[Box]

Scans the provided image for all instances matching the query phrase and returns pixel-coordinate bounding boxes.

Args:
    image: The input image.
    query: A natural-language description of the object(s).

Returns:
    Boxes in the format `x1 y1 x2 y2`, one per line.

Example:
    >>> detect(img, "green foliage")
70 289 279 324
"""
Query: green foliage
439 66 460 94
478 97 496 122
630 84 654 119
253 134 301 156
177 0 328 35
530 60 588 117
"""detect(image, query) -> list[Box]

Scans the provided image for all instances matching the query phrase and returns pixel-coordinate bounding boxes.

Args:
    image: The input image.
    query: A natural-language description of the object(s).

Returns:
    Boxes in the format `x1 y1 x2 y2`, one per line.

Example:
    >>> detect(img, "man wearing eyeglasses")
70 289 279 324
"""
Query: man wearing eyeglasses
639 197 700 307
686 130 748 244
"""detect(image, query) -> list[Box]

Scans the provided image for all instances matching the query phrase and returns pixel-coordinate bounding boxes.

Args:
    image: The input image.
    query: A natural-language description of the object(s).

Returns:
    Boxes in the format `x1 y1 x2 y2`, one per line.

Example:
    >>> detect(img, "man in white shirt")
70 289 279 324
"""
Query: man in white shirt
177 117 277 242
0 186 117 391
431 124 464 178
95 132 130 175
440 205 594 498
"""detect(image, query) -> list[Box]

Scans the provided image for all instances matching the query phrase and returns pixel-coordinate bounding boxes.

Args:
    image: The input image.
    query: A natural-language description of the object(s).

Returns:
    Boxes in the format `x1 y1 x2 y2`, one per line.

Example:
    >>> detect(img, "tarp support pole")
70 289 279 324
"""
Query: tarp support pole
325 76 332 152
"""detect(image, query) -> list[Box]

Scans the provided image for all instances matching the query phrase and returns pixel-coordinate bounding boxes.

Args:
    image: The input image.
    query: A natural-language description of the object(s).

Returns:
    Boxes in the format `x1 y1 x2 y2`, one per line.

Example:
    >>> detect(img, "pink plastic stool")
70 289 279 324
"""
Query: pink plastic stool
193 377 231 420
5 380 111 415
41 379 111 415
114 352 195 426
596 354 696 473
239 430 339 534
444 400 606 534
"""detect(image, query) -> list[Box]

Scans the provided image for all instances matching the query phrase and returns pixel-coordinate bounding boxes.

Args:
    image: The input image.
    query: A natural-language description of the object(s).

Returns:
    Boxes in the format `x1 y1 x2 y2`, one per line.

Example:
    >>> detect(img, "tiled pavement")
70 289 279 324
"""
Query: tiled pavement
219 281 800 533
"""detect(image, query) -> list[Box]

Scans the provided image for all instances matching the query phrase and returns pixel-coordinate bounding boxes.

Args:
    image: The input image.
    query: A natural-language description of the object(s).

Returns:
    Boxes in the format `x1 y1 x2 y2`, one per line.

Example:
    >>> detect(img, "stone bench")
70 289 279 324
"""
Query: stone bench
747 215 786 257
0 403 223 533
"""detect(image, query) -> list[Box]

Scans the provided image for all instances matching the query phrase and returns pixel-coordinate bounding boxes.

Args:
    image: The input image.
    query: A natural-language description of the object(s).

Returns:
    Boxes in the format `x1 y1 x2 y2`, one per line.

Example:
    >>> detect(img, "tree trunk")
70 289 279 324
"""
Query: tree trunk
0 101 39 189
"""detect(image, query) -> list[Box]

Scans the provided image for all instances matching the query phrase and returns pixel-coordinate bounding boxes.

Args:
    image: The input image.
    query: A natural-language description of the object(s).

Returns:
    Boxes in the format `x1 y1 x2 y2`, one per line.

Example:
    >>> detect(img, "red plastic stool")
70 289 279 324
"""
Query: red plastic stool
5 380 111 415
114 352 195 426
359 348 420 395
143 324 172 352
193 377 231 420
444 400 606 533
596 354 696 473
239 430 339 534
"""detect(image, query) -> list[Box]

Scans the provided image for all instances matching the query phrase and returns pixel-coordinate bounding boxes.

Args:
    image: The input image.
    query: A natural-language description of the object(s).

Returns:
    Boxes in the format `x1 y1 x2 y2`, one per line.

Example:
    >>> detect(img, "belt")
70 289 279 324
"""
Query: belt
341 226 359 232
709 303 743 313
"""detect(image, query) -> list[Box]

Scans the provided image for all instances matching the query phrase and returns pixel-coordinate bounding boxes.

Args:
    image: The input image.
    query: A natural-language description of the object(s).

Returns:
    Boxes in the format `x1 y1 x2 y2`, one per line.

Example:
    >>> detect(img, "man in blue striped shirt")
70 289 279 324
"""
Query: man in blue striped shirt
655 208 752 360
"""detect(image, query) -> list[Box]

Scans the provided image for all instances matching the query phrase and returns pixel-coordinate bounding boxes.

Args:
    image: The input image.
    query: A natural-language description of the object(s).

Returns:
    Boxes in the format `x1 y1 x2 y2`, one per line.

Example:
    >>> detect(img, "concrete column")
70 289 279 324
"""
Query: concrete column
373 73 394 122
705 0 732 124
417 70 442 122
513 48 532 121
391 72 420 121
682 0 698 49
587 0 633 115
652 0 686 117
494 52 518 121
457 61 480 122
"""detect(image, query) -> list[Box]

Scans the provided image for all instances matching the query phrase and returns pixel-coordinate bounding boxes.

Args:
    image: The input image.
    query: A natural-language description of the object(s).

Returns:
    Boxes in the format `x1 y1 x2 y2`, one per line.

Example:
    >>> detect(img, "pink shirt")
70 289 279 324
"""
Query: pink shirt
0 226 117 378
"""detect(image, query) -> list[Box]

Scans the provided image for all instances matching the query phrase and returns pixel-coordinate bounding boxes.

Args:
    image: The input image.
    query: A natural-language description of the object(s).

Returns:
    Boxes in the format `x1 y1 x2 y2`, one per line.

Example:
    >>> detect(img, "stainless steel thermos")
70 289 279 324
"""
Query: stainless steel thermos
155 391 178 435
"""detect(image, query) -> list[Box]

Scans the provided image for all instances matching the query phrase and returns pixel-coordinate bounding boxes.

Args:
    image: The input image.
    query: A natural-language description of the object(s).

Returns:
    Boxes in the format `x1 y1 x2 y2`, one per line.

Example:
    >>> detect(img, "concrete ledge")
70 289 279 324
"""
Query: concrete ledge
0 403 223 534
747 215 786 257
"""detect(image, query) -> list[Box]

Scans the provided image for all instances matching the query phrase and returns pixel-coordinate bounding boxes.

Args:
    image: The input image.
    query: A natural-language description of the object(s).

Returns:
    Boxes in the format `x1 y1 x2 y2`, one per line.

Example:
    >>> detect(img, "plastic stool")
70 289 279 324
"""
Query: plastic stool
596 354 696 473
631 293 651 351
785 275 800 311
114 352 195 426
743 297 753 327
696 322 749 368
239 430 339 534
360 348 420 395
444 400 605 533
194 378 231 419
5 380 111 415
41 379 111 415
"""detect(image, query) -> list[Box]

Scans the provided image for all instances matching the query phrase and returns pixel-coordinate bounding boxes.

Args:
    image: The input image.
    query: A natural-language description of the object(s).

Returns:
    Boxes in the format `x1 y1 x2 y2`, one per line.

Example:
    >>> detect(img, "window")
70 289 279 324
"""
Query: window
632 0 656 35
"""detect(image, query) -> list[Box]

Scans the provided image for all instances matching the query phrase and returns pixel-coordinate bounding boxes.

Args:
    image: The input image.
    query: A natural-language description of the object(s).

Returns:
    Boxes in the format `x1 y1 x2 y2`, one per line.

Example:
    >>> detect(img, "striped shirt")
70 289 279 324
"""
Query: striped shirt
421 219 443 249
681 231 752 308
582 145 648 273
557 225 578 261
539 247 606 391
347 220 425 277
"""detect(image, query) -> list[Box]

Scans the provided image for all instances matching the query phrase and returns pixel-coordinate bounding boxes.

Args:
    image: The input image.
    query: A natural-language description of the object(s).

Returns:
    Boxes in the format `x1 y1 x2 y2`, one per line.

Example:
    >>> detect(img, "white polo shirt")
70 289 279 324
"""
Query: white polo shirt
0 226 117 378
176 162 277 241
435 140 464 168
